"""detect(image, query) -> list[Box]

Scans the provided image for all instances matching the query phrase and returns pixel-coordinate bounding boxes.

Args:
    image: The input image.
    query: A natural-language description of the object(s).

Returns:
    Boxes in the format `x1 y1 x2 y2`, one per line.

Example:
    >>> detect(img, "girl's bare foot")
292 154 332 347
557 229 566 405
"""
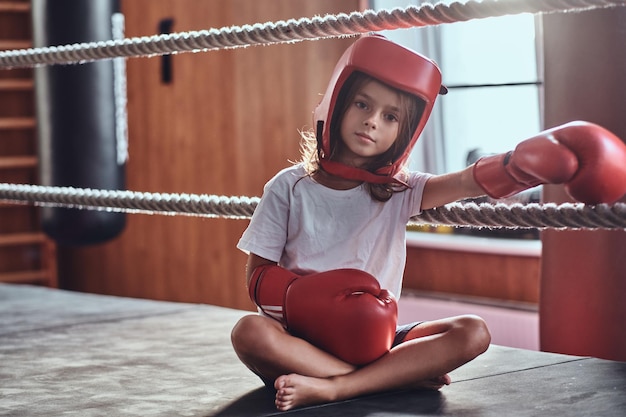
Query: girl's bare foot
273 372 451 411
274 373 337 411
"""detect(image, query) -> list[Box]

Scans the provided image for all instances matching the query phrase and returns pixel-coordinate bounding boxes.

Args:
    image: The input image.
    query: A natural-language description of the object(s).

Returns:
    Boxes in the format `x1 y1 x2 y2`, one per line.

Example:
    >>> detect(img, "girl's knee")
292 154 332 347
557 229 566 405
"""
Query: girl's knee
231 315 262 351
231 315 283 358
455 314 491 357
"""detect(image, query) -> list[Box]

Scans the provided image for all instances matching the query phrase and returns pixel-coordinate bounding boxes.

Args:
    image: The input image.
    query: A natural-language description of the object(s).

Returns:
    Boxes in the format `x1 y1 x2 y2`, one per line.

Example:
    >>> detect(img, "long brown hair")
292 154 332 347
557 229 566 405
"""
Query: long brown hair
299 72 425 201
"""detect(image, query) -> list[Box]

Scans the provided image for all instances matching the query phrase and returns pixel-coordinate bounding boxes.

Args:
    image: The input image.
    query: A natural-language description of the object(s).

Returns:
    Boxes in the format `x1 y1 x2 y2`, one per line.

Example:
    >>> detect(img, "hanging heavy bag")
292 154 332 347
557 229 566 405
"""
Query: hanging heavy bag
32 0 126 245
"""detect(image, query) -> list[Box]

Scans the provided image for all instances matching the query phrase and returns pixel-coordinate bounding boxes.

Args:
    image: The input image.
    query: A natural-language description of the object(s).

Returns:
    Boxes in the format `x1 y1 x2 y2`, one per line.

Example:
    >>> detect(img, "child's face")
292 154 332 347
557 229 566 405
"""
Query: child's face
337 79 401 168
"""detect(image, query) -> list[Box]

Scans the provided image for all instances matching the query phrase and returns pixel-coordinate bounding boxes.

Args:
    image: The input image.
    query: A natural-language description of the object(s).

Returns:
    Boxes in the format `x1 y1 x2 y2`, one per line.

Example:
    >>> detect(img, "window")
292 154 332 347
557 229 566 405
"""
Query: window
370 0 543 175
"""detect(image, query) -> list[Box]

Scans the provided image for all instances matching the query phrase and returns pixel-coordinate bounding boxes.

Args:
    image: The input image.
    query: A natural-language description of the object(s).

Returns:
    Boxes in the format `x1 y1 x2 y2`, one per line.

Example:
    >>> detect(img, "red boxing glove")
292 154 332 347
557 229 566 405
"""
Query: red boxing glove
285 268 398 365
473 121 626 204
248 265 398 365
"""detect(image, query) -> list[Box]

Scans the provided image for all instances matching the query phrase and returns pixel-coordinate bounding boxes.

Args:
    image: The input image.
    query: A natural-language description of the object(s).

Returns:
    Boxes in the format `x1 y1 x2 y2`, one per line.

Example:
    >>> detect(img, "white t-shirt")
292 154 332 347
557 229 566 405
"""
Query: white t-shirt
237 164 431 298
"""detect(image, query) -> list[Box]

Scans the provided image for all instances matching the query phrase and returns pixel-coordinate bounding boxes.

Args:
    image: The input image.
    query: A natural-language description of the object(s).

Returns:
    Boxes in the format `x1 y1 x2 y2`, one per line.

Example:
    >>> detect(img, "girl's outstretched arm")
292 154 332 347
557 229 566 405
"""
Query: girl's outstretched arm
420 165 485 211
422 122 626 209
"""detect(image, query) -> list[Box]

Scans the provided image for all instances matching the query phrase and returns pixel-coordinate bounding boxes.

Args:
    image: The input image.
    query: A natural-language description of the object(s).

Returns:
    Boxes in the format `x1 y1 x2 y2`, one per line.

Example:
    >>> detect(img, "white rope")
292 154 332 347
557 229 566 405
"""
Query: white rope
0 183 258 219
410 201 626 229
1 0 623 69
1 183 625 230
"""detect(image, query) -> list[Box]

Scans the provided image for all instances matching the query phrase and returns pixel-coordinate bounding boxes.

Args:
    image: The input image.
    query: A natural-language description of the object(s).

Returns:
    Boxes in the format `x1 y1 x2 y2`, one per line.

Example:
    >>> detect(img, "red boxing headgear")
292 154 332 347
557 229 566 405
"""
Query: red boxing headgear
314 34 446 184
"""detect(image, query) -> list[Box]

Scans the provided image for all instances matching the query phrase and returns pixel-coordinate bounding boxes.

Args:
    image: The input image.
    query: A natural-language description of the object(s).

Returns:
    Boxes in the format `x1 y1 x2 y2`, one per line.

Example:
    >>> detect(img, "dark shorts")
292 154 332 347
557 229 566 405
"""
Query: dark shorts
392 321 423 348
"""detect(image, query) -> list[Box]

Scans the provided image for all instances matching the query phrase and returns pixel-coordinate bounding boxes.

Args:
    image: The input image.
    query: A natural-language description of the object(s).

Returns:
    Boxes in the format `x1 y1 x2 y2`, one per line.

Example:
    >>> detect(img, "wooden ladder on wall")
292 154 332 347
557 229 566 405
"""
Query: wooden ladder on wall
0 0 57 288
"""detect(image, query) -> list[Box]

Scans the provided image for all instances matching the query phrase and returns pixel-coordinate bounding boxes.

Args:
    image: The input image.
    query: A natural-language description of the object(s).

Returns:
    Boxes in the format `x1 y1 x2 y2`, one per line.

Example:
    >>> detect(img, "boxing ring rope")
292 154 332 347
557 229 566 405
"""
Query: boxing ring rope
0 0 624 69
0 0 625 231
1 183 625 230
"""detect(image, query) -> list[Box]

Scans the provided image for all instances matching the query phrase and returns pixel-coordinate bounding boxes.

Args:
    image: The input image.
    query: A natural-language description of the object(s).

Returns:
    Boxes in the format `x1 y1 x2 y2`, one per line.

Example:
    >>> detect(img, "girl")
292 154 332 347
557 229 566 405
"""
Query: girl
232 32 626 412
231 34 491 411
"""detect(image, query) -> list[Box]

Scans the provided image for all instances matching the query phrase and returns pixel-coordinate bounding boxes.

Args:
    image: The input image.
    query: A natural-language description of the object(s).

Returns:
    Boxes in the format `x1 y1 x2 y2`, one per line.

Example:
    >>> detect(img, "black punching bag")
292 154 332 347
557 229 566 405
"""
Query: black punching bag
33 0 126 245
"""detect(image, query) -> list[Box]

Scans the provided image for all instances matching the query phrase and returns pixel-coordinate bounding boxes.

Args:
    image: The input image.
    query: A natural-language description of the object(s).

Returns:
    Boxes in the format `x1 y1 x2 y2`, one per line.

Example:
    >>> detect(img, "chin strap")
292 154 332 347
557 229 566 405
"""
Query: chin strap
319 159 410 187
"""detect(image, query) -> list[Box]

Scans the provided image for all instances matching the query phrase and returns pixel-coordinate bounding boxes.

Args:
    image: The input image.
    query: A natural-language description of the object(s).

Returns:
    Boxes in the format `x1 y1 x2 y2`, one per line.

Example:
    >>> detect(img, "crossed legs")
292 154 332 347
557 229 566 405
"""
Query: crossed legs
231 314 490 411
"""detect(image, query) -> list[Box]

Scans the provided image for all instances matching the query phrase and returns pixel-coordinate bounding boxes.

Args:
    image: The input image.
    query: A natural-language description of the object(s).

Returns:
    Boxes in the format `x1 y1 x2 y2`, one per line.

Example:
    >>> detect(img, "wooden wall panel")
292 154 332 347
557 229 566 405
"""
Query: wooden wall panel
57 0 362 310
404 246 540 304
